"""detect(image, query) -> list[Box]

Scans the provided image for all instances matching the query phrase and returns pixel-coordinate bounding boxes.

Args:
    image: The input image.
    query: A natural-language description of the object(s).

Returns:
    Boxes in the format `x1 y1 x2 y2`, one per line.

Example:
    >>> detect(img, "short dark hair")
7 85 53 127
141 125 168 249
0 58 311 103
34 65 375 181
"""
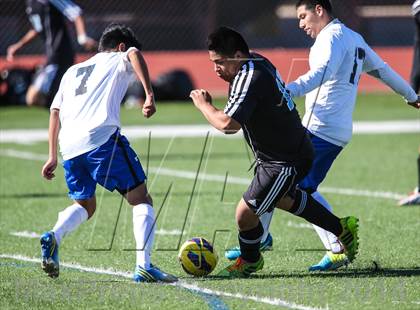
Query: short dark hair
207 26 249 57
295 0 333 14
98 23 142 52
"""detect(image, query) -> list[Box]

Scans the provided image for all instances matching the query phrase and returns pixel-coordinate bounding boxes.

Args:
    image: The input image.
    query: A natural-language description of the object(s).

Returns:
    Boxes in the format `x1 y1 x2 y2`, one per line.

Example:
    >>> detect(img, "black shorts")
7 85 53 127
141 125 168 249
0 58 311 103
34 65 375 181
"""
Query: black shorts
243 160 311 216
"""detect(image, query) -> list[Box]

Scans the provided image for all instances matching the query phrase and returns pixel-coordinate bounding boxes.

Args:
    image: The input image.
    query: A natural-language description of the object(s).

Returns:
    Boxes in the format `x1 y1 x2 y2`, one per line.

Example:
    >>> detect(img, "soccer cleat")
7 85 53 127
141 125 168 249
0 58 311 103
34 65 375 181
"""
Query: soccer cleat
133 264 178 283
398 190 420 206
40 231 59 278
337 216 359 263
308 251 349 271
217 256 264 278
225 233 273 261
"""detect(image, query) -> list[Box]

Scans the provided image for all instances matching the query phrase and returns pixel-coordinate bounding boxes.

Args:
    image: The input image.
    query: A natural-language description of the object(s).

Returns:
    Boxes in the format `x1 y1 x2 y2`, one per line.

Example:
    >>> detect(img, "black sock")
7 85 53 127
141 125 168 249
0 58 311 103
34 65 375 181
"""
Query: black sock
288 189 343 236
238 221 263 263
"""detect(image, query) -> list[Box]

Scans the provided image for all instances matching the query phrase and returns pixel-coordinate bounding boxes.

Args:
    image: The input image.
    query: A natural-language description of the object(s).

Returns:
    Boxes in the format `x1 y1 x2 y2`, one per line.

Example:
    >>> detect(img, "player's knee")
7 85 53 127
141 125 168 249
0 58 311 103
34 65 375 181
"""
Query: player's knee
275 195 295 211
26 88 47 107
76 198 96 219
236 204 259 231
125 183 152 206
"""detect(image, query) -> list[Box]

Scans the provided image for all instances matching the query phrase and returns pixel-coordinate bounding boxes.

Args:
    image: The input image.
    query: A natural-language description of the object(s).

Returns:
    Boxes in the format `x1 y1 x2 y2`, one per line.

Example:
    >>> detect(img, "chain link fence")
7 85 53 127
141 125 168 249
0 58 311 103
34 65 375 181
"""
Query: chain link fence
0 0 416 56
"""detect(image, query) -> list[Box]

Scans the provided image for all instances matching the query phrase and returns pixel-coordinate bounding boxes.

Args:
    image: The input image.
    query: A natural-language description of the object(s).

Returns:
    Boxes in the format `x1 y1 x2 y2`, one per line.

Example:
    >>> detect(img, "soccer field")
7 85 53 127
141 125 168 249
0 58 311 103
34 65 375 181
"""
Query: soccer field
0 93 419 309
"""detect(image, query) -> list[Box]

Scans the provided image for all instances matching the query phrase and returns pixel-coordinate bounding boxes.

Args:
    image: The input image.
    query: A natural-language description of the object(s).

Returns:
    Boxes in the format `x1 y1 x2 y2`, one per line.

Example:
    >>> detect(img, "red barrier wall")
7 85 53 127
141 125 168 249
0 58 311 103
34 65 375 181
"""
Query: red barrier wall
0 47 413 96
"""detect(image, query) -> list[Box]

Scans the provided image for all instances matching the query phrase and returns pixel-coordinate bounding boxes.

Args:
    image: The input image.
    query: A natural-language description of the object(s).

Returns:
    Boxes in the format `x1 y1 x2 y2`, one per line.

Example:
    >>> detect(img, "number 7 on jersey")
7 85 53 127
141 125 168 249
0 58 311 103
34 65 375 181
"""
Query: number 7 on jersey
75 65 95 96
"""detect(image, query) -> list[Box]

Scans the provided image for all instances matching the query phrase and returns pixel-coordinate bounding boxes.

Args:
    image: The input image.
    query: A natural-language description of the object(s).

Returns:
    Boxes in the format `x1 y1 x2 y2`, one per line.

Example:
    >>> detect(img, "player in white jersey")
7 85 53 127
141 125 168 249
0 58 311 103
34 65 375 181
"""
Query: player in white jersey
225 0 420 270
39 23 177 283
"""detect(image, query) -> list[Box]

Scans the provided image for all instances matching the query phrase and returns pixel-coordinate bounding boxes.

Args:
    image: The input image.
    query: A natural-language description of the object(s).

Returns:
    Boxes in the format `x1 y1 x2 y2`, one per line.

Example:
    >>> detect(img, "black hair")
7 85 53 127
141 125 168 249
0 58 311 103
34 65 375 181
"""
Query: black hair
98 23 142 52
295 0 333 14
207 26 249 57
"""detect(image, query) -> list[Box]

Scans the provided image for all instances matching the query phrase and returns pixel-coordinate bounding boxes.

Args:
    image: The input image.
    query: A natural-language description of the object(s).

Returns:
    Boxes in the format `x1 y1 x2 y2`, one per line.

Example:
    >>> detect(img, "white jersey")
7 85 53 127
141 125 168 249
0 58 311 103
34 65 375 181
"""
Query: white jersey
50 47 137 160
287 19 417 147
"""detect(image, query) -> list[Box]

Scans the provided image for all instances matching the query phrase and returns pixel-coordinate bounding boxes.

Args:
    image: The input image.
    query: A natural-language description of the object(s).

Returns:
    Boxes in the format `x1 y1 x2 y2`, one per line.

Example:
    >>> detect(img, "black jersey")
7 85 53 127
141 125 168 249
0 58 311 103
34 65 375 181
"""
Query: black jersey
26 0 76 66
224 53 314 163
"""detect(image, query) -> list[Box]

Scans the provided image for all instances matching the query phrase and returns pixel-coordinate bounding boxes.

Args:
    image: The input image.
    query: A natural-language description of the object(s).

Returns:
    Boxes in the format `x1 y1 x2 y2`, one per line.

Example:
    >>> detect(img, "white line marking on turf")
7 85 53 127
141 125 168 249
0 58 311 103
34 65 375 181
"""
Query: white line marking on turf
0 148 405 200
10 231 41 238
286 221 313 229
155 229 182 235
0 253 325 310
9 230 180 238
0 120 418 143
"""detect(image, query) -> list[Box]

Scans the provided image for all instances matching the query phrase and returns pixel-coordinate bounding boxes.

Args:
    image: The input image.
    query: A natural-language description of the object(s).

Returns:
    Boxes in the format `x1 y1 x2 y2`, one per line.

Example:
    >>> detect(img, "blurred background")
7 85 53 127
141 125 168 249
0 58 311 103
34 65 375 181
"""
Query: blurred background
0 0 416 100
1 0 415 51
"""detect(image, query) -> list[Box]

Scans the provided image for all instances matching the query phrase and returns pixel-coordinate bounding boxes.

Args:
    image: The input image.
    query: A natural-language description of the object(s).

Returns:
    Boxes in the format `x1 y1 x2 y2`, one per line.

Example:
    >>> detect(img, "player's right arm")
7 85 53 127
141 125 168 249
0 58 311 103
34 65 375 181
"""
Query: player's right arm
42 108 60 180
286 33 345 98
6 29 38 61
42 70 66 180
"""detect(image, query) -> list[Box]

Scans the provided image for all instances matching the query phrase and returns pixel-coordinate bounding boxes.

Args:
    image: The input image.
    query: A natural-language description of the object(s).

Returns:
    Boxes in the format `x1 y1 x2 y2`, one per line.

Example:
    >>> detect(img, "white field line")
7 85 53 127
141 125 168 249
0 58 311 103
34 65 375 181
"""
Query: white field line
286 221 313 229
10 229 181 239
10 231 40 238
0 148 404 200
0 253 326 310
0 120 419 144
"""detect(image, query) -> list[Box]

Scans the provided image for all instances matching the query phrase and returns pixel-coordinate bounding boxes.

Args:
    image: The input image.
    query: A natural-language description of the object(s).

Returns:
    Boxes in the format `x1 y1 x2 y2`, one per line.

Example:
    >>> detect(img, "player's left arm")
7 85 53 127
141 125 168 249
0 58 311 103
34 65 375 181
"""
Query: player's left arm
190 89 241 134
127 49 156 118
364 46 419 109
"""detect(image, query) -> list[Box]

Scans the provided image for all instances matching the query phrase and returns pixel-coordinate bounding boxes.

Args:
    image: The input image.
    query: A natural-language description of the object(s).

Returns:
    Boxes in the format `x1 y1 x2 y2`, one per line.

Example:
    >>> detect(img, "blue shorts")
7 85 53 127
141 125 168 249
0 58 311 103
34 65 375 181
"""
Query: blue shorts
62 131 146 200
298 133 343 193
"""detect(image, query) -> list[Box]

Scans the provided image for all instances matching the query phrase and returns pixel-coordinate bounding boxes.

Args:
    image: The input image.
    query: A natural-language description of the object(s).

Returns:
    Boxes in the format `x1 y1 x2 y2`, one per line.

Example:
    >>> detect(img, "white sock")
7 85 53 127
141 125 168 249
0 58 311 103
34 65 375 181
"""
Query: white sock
133 203 155 269
259 210 274 242
311 191 343 253
52 204 88 245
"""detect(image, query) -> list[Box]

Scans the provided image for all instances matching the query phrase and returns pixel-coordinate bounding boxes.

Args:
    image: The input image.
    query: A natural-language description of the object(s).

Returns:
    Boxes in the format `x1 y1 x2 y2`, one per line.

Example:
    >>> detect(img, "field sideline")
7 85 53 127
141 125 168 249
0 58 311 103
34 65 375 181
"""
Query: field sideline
1 93 420 309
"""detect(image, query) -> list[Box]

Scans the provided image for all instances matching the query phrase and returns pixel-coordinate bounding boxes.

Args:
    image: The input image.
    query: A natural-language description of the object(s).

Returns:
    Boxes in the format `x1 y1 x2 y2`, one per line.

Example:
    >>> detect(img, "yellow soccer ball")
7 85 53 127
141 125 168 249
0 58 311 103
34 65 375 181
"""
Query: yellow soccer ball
178 237 218 277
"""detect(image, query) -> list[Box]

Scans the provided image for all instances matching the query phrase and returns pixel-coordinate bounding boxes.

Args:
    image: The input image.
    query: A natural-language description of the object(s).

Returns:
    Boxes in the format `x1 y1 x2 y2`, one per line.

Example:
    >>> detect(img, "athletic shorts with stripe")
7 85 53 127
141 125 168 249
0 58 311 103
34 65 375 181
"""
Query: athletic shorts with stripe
63 131 146 200
243 160 312 216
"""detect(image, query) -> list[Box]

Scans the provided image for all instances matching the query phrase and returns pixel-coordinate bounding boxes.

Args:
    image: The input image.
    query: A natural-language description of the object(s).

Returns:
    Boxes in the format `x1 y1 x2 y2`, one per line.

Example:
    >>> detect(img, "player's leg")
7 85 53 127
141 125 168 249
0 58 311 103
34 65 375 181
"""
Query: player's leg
26 63 69 107
96 132 176 282
275 166 359 264
217 198 265 278
225 208 273 260
40 154 96 278
398 146 420 206
298 135 348 270
235 134 343 263
26 64 57 107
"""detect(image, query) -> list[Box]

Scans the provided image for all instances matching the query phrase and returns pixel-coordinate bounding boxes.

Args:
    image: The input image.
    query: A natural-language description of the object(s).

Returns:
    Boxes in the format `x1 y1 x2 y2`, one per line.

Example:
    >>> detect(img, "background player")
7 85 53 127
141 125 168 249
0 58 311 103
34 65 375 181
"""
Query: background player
226 0 420 271
6 0 96 107
398 0 420 206
190 26 359 278
39 23 177 283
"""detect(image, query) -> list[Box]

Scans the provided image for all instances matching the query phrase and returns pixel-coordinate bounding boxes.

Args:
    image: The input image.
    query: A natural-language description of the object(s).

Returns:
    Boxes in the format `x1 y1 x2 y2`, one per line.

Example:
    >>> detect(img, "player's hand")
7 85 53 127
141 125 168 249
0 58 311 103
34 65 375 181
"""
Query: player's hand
6 44 19 62
42 158 57 180
142 95 156 118
190 89 212 106
83 37 98 52
407 96 420 109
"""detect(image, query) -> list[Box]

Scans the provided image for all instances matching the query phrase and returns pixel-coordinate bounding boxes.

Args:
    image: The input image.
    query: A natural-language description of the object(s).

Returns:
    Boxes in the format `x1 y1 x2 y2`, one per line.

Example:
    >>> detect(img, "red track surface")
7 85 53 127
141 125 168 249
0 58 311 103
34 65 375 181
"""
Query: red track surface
0 47 413 96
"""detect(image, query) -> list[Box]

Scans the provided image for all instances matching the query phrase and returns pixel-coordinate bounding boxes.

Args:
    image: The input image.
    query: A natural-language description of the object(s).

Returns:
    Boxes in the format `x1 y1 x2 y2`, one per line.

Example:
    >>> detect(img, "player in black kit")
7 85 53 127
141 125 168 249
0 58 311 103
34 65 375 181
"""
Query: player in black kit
190 26 360 277
6 0 96 107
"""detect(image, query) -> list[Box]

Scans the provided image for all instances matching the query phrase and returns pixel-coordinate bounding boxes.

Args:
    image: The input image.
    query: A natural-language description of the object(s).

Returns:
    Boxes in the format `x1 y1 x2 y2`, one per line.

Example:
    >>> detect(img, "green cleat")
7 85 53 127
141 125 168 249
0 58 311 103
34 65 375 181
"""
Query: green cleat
338 216 359 263
217 256 264 278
